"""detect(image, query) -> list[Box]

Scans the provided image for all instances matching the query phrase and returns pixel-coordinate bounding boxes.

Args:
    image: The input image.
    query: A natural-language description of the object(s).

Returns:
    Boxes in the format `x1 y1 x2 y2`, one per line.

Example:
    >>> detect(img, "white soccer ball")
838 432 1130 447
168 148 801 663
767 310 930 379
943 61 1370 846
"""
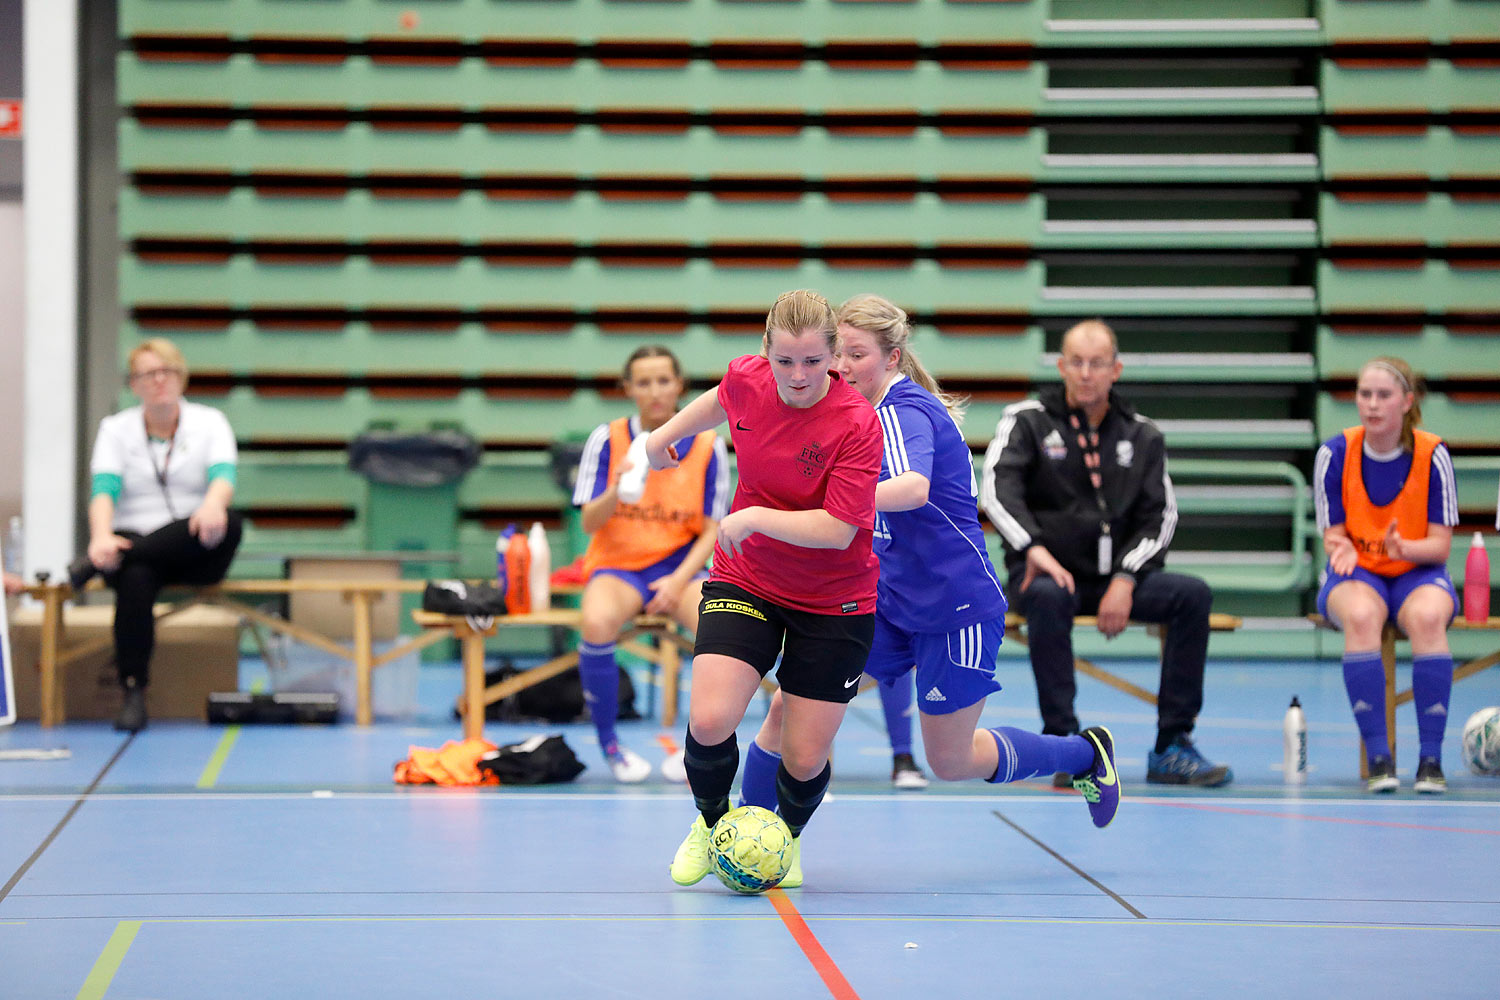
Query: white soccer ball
1461 706 1500 776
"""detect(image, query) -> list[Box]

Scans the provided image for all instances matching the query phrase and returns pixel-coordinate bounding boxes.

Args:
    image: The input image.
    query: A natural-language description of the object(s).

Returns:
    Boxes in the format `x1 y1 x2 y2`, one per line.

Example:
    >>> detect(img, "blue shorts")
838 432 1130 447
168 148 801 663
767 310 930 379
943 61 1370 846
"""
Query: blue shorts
591 543 704 608
1316 562 1457 624
862 612 1005 716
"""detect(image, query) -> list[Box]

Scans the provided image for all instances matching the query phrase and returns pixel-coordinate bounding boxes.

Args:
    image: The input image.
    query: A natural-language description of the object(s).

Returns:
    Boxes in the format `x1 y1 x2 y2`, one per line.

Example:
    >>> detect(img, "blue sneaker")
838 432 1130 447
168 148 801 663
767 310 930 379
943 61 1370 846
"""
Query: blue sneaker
1146 735 1232 787
1071 727 1120 829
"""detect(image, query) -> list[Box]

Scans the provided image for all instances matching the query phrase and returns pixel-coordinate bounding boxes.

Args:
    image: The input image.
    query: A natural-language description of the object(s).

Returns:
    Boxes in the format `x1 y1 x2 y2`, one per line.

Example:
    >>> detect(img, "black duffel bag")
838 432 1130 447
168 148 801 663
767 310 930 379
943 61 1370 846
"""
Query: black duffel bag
477 735 586 785
421 580 507 618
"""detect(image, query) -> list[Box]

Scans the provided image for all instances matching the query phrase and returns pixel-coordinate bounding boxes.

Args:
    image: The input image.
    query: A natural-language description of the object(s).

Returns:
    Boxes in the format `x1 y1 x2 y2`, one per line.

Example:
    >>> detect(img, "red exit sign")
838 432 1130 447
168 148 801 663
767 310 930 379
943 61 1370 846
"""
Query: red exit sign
0 101 21 138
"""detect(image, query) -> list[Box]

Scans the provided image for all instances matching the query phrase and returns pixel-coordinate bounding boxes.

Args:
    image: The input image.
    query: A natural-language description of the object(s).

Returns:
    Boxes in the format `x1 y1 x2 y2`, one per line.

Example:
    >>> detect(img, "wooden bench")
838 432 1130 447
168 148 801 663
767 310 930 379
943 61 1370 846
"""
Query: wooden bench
25 579 430 728
413 608 691 741
1308 613 1500 775
1001 610 1243 707
27 577 696 732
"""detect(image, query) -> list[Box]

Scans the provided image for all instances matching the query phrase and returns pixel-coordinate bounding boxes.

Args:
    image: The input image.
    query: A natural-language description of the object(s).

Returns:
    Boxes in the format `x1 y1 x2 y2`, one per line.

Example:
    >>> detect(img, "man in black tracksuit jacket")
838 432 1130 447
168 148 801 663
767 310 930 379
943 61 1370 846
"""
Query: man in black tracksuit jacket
979 320 1232 787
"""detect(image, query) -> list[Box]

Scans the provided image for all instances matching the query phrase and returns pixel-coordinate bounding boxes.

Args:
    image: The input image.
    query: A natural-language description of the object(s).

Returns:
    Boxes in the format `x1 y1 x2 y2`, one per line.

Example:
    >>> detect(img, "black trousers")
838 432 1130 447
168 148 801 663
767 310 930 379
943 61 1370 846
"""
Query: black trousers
104 513 243 687
1015 570 1211 739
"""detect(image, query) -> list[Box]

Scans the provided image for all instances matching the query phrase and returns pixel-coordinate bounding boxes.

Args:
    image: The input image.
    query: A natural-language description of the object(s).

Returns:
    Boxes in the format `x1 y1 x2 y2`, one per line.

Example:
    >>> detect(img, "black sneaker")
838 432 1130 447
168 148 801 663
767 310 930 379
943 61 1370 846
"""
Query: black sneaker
114 686 147 733
1366 755 1398 793
68 555 98 593
1413 756 1446 795
891 752 929 790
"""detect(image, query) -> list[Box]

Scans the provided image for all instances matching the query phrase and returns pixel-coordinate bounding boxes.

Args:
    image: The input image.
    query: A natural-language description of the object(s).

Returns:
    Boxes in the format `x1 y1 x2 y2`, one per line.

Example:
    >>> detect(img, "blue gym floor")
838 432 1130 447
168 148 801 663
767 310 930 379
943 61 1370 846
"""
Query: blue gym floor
3 654 1499 1000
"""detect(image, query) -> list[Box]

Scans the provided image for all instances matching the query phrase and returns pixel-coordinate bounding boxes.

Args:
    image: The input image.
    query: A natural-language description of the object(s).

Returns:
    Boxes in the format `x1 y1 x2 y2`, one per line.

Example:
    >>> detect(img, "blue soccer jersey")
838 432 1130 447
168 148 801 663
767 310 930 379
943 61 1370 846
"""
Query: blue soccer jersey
873 377 1007 633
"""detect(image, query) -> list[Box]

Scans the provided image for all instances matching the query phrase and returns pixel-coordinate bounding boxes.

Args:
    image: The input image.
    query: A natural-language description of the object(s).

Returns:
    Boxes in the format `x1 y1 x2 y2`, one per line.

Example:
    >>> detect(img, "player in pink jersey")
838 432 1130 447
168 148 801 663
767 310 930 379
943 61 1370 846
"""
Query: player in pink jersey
644 289 882 889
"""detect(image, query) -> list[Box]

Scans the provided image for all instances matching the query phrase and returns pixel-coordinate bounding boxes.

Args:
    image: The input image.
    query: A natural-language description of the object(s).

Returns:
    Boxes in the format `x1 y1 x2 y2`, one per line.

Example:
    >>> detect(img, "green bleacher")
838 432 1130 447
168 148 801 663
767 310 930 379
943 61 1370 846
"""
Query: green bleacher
109 0 1500 653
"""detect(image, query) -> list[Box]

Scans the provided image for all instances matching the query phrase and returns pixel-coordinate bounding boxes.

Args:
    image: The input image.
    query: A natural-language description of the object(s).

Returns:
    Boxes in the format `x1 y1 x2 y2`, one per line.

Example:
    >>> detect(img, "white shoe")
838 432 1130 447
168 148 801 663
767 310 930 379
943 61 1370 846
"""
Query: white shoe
892 752 929 790
661 748 687 783
607 747 651 783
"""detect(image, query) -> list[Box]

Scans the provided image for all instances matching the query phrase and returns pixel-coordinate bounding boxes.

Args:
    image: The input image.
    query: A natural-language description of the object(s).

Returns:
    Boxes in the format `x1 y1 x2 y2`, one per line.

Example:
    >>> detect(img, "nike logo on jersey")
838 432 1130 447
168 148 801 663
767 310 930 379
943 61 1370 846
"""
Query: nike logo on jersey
924 687 946 702
843 675 862 689
736 420 753 432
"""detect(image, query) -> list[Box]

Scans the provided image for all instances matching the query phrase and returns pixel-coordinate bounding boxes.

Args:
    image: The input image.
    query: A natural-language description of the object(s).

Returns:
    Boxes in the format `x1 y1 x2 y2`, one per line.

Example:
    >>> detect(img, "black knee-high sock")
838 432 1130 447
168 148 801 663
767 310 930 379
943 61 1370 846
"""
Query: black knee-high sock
684 730 738 828
775 760 831 838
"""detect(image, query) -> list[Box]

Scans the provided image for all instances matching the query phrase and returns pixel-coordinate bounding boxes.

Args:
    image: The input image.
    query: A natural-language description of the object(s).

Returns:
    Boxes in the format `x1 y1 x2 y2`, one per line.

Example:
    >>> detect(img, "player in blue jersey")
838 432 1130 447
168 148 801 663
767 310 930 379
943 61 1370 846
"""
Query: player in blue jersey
738 295 1118 880
1316 356 1459 793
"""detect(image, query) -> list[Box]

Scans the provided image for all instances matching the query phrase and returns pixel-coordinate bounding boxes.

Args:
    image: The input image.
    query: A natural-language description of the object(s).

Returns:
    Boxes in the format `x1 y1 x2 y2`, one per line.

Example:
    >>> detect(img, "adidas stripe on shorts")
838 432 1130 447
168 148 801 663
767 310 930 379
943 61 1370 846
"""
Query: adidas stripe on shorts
861 612 1004 716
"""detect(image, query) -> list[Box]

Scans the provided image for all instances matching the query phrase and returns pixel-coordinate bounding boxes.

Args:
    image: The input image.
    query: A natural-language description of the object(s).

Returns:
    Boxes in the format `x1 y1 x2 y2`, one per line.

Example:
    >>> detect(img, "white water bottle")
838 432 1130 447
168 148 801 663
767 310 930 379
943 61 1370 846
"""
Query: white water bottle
527 522 551 611
1283 695 1307 784
616 433 650 504
4 516 22 576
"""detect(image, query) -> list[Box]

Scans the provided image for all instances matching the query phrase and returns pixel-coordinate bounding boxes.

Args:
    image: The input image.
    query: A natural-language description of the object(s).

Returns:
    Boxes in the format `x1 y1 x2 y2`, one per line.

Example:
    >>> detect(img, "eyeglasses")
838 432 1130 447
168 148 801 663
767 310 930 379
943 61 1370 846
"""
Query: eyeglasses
128 367 182 384
1062 357 1115 374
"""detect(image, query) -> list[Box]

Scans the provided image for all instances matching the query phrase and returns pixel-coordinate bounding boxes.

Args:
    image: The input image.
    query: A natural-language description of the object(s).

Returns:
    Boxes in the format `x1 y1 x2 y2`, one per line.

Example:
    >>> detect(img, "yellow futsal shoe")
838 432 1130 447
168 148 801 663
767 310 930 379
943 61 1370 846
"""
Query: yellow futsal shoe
777 837 803 889
670 815 712 886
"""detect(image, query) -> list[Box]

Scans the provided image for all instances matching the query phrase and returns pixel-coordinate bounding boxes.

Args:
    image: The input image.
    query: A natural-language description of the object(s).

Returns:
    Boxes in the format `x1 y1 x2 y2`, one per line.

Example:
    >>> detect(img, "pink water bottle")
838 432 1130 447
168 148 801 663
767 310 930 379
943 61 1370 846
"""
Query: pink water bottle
1464 532 1490 623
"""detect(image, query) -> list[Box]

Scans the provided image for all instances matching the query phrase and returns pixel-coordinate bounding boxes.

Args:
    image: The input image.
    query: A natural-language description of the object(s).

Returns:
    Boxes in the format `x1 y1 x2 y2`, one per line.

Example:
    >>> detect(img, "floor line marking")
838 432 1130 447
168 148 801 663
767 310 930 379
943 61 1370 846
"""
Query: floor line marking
992 809 1147 918
75 920 140 1000
196 726 241 789
0 735 134 904
18 913 1496 934
765 889 863 1000
0 788 1496 807
1148 799 1500 835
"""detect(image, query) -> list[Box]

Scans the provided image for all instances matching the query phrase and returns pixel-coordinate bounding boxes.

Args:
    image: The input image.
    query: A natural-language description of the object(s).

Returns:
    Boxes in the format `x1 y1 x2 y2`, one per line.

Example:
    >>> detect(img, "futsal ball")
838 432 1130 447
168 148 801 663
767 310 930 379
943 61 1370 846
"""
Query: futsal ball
708 805 793 894
1461 707 1500 776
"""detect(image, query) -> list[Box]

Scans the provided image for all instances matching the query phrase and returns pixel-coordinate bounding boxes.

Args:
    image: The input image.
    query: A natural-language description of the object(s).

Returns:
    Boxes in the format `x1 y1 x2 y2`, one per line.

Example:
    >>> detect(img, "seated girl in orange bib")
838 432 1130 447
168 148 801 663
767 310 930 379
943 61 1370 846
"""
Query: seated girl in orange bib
571 346 729 781
1315 356 1458 794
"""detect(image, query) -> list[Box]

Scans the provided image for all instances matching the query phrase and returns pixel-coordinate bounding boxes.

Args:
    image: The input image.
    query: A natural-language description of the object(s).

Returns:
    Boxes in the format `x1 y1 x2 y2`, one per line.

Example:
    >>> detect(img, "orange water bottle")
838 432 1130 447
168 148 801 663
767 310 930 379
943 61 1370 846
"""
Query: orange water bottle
1464 532 1490 623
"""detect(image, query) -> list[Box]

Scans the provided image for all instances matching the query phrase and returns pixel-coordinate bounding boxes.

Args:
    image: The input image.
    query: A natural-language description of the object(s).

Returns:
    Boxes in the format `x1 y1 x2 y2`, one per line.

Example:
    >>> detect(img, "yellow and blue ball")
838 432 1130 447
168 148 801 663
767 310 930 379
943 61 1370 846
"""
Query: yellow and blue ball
708 805 794 894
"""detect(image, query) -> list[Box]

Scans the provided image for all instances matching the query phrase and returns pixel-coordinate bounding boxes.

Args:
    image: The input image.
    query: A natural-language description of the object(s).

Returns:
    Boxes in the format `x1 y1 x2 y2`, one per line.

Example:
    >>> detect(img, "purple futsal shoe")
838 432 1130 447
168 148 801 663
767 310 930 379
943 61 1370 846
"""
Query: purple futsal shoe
1072 726 1120 829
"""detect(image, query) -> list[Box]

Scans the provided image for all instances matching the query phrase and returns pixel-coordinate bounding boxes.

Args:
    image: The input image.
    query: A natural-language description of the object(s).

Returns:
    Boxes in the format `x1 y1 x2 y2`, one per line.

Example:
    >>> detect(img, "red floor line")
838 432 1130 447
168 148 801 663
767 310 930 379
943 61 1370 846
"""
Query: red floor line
1151 799 1500 835
766 888 863 1000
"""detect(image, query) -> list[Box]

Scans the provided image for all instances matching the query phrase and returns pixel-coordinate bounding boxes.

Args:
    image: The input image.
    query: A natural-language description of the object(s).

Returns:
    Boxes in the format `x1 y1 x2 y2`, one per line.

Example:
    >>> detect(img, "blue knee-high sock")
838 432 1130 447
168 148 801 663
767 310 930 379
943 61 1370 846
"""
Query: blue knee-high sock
578 641 621 755
737 739 781 810
986 727 1094 784
877 676 914 757
1343 651 1389 763
1412 653 1454 760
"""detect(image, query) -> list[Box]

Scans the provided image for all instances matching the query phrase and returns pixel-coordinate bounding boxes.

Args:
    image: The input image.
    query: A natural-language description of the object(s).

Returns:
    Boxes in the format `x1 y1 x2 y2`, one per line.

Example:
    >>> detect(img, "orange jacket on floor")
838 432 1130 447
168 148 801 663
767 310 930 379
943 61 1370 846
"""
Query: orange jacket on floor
393 738 499 785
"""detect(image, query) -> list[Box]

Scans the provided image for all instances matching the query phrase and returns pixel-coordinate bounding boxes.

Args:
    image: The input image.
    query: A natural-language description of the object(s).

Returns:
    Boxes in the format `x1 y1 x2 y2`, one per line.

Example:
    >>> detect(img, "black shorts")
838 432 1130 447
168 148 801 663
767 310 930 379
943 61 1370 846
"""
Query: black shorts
693 580 874 704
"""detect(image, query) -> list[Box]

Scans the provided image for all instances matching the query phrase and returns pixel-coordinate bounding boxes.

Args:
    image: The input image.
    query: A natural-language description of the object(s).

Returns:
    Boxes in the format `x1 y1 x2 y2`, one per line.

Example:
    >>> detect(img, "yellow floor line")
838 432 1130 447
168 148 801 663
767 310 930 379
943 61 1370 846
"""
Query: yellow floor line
196 679 264 789
123 913 1500 934
195 727 241 789
75 920 140 1000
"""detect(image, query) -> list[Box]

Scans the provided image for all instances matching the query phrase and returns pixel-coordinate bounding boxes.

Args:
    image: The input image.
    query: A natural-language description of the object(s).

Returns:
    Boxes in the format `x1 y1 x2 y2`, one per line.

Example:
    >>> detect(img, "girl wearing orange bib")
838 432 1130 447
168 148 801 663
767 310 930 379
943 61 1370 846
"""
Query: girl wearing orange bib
571 347 729 782
1314 357 1458 794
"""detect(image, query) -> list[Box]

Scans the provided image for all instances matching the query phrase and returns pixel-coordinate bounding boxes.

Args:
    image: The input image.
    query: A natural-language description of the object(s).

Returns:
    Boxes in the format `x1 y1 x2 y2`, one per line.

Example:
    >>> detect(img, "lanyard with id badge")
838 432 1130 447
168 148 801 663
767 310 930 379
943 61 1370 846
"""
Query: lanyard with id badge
1068 411 1113 575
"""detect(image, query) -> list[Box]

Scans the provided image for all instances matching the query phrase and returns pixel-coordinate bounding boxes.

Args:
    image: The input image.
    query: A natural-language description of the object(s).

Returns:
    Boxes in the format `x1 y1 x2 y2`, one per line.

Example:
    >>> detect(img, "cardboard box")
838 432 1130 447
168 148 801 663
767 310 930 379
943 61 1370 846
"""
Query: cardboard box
287 556 402 641
7 603 240 721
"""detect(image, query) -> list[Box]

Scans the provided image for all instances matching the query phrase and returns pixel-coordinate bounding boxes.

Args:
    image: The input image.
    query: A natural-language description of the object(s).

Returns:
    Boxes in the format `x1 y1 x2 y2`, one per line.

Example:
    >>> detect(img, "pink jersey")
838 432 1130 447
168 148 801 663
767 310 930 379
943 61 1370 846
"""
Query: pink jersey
713 354 881 615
